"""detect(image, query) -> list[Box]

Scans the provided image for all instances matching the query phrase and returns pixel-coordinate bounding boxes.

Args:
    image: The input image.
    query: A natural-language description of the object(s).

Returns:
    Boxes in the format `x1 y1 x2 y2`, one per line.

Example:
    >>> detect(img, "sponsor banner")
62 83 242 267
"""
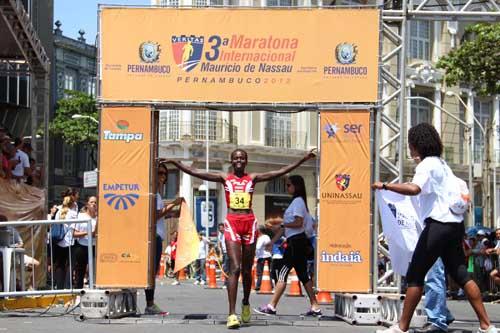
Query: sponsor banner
175 200 200 273
96 106 152 288
318 111 371 292
100 8 379 103
376 191 423 276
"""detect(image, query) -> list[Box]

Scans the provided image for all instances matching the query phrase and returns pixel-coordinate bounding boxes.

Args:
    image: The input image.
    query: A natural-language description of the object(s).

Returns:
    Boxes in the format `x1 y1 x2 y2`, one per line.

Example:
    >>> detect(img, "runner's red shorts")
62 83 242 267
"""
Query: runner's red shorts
224 213 257 245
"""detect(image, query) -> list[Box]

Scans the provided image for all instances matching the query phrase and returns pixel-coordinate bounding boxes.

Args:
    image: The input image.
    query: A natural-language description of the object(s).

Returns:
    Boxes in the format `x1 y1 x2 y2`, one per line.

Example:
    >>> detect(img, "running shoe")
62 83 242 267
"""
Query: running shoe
226 314 240 329
193 280 200 285
241 304 251 323
144 304 167 315
171 280 180 285
376 324 408 333
253 304 276 316
477 325 498 333
302 308 322 317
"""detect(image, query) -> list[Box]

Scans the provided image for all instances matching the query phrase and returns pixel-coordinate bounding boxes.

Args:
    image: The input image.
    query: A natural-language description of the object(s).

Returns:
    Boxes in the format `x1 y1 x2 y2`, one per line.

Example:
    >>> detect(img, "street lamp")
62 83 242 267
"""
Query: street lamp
445 91 495 227
72 114 99 124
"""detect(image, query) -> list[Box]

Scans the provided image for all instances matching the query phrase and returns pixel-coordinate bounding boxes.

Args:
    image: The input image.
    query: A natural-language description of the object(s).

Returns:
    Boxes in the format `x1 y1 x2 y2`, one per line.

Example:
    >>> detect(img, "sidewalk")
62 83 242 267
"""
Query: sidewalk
0 277 499 333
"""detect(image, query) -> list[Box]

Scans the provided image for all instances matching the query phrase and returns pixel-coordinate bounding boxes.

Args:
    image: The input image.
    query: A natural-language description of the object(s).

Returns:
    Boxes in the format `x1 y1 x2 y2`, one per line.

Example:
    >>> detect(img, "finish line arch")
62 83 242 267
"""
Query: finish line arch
95 6 380 293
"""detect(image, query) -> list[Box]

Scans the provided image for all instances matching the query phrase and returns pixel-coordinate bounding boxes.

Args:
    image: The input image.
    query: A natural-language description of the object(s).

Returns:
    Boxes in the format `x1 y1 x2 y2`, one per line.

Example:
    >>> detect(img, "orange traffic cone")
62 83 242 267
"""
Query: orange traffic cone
316 290 333 304
257 261 273 294
156 254 166 278
206 257 219 289
178 266 186 281
286 269 303 297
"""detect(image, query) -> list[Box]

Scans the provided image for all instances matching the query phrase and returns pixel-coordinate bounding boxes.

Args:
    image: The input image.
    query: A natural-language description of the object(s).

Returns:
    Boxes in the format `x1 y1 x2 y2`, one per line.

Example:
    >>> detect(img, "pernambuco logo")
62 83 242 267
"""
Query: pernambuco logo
335 43 358 65
139 41 161 63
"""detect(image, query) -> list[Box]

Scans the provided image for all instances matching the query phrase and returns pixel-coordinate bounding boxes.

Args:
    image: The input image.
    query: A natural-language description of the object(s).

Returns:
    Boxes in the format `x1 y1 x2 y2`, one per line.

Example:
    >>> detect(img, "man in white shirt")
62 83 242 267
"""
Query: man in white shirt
11 141 31 179
217 223 229 288
255 226 272 291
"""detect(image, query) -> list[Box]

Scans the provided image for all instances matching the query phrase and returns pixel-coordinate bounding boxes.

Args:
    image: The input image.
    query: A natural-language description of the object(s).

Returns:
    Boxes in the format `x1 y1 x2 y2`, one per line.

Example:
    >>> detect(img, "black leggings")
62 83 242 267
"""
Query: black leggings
277 233 311 284
406 219 471 288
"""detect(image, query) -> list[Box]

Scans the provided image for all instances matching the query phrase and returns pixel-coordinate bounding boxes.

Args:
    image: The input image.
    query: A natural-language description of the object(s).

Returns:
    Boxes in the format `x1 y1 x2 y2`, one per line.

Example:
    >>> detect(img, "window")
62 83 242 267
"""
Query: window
267 0 293 6
159 110 180 141
159 0 179 5
409 20 430 60
194 111 217 141
473 100 492 163
410 91 432 127
193 0 208 6
63 143 74 176
265 177 288 194
265 112 291 148
87 77 96 97
64 70 76 91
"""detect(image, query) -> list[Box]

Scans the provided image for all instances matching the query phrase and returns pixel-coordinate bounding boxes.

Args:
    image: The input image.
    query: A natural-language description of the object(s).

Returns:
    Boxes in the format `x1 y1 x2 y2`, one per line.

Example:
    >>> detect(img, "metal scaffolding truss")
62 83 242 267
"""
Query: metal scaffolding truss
374 0 499 293
0 0 50 73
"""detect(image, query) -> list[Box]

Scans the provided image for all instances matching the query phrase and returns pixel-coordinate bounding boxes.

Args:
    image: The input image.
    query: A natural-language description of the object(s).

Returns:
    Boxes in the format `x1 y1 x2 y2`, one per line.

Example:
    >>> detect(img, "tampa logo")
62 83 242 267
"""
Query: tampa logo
335 174 350 191
104 193 139 210
116 120 129 130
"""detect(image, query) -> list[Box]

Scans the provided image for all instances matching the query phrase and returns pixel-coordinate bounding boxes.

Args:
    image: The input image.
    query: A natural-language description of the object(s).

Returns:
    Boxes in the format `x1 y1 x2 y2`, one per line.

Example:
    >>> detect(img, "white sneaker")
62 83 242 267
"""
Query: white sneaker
478 325 498 333
193 280 200 285
200 280 205 285
171 280 180 285
376 324 408 333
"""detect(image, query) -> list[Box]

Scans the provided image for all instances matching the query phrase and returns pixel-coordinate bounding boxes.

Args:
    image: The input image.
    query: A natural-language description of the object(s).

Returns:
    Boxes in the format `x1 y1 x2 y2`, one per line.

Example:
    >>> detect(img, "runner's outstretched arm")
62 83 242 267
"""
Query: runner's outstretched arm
161 159 226 184
252 149 316 183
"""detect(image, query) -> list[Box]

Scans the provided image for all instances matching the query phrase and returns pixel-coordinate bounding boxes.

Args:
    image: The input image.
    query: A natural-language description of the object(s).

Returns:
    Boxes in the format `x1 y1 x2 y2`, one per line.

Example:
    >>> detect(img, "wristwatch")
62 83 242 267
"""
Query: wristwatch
382 183 388 190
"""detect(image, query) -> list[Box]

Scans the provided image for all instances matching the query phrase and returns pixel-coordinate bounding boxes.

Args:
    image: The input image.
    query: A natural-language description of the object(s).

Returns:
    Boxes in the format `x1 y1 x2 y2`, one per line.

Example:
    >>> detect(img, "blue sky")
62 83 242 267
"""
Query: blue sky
54 0 151 42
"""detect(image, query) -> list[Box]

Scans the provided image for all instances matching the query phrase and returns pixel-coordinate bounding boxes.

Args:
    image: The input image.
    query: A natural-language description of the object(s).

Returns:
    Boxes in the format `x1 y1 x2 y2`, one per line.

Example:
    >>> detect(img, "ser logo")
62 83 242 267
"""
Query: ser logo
324 120 363 139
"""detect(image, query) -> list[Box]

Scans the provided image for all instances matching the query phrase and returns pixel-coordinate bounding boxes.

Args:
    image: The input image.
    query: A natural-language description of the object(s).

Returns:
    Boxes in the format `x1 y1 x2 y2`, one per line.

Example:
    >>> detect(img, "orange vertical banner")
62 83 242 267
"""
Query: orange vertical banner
174 200 200 273
96 106 153 288
317 110 371 292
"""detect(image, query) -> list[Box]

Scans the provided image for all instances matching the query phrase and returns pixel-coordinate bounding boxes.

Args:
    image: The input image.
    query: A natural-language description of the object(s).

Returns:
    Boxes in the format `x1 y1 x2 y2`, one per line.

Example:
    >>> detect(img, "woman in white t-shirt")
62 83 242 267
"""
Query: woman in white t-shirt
254 226 272 291
53 187 79 290
255 175 320 317
72 200 97 289
373 123 496 333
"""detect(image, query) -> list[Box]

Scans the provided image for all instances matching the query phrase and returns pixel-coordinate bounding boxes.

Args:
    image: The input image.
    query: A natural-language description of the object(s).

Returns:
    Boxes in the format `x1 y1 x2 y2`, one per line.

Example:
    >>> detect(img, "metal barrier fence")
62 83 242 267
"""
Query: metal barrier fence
0 218 94 298
468 253 499 299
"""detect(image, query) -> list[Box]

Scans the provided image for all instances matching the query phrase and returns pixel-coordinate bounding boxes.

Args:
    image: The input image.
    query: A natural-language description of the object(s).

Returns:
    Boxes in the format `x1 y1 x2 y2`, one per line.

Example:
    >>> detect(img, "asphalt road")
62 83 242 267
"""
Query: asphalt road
0 277 499 333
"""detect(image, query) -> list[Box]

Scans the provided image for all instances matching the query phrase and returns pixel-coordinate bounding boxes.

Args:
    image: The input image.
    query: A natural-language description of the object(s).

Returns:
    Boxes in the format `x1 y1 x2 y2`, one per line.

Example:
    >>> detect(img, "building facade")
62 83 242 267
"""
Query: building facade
151 0 500 228
50 21 97 203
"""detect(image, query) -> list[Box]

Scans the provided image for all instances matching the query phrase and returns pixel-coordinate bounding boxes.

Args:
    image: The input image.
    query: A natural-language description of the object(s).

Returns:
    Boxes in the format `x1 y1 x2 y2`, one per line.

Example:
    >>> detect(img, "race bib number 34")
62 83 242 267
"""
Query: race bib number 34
229 192 251 210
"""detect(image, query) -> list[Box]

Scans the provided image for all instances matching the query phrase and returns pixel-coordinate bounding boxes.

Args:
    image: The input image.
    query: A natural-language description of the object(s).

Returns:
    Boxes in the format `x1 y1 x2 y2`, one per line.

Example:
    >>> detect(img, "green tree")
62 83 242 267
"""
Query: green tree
49 90 98 164
437 23 500 96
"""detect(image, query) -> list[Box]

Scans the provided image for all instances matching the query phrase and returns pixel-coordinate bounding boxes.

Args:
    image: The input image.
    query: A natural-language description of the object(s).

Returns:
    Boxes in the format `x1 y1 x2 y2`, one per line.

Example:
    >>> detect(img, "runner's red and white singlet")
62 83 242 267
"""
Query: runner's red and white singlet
223 173 258 245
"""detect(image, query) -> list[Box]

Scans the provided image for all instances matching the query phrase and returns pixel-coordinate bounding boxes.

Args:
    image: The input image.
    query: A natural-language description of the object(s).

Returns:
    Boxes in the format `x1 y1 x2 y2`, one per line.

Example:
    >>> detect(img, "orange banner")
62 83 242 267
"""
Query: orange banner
96 106 153 288
174 200 200 273
100 8 379 103
317 111 371 292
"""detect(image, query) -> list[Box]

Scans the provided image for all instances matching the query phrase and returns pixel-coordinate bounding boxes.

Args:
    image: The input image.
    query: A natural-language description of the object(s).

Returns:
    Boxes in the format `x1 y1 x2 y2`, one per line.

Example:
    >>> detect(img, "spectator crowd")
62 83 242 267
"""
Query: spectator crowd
0 125 41 186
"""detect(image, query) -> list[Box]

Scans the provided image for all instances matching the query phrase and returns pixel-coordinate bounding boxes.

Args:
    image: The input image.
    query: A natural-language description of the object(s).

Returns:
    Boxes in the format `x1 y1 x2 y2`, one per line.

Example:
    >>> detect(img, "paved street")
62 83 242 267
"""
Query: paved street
0 277 499 333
